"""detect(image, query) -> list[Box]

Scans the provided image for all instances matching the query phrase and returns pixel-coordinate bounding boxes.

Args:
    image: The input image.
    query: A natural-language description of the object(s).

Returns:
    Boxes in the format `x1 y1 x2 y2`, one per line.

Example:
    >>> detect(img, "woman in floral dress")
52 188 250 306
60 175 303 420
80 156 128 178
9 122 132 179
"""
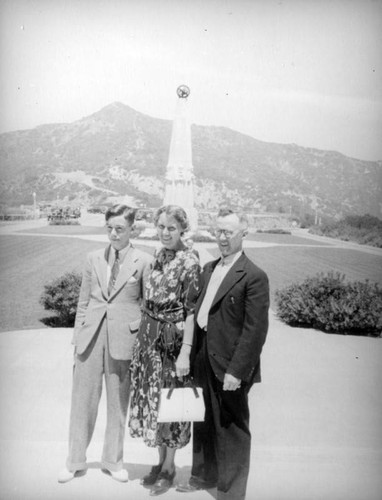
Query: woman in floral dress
129 205 201 496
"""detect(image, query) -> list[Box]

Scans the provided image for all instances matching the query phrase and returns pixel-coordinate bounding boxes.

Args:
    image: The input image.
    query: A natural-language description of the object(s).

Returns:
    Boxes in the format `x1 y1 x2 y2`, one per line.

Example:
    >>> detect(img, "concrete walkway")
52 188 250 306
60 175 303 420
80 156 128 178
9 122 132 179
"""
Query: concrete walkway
0 312 381 500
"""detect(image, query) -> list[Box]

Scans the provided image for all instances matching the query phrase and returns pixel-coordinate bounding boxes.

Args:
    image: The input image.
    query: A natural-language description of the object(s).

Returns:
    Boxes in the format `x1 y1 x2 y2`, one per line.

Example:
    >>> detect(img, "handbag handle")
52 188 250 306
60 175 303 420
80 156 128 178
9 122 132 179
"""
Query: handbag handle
166 376 200 400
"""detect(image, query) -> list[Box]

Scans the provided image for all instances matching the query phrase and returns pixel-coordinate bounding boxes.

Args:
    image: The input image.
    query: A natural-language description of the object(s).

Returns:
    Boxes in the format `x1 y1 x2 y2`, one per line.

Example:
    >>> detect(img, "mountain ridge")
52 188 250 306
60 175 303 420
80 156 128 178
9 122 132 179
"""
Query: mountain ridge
0 102 381 219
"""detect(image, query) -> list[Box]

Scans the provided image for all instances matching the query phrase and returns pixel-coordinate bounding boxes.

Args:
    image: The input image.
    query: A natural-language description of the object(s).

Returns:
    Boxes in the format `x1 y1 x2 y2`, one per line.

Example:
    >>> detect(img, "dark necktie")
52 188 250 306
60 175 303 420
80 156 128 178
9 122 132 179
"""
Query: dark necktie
108 250 120 295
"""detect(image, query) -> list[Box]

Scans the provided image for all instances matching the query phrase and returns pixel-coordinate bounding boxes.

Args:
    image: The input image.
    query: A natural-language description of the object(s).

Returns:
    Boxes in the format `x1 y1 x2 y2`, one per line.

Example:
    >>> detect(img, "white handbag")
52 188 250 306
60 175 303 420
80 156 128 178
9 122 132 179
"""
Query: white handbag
157 384 205 423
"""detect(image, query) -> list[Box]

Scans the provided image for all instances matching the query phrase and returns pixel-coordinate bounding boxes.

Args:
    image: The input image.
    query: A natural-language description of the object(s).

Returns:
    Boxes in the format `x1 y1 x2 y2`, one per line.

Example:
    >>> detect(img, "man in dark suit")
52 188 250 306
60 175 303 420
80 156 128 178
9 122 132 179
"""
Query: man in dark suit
178 207 269 500
58 204 152 484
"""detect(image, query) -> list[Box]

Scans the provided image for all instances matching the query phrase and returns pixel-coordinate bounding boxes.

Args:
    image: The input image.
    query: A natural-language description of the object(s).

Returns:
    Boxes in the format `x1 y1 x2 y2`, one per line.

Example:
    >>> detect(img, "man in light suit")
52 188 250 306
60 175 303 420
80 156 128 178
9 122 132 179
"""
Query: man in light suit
58 204 152 483
178 207 269 500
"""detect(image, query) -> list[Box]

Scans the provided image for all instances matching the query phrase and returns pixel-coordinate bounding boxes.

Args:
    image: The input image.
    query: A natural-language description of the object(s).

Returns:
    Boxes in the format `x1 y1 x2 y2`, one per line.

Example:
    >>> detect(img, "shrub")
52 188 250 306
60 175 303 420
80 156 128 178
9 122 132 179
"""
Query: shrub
137 232 159 240
275 271 382 336
309 214 382 248
40 271 82 327
257 229 292 235
49 218 80 226
299 213 315 229
344 214 382 230
130 226 143 238
189 231 216 242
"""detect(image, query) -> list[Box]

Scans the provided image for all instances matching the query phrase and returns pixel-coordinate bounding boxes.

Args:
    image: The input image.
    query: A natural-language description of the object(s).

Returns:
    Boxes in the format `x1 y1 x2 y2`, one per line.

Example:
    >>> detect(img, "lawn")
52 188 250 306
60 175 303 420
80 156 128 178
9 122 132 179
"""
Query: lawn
246 231 329 246
0 235 154 332
254 246 382 305
206 245 382 310
19 225 106 235
1 232 381 332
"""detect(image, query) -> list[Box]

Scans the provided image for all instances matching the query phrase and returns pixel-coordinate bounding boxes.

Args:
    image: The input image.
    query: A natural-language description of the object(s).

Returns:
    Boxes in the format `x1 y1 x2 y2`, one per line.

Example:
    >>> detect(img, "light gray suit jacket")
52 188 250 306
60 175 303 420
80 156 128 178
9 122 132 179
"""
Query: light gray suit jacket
72 244 152 360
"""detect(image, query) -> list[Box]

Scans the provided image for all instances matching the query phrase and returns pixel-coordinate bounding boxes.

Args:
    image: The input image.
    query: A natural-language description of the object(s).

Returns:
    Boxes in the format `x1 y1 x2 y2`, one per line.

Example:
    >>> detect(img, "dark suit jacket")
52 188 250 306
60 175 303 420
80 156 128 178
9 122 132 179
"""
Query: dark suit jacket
193 252 269 387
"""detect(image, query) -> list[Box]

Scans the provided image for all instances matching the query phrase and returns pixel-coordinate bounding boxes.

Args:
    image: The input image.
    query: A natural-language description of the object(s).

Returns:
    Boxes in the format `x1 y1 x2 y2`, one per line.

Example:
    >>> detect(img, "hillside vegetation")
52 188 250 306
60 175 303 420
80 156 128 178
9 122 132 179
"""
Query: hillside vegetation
310 214 382 248
1 102 381 219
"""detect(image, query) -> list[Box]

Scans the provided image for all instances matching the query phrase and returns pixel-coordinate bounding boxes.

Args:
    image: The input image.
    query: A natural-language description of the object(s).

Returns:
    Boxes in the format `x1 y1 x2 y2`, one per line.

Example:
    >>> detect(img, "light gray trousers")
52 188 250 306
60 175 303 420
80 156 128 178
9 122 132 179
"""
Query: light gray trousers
66 319 131 472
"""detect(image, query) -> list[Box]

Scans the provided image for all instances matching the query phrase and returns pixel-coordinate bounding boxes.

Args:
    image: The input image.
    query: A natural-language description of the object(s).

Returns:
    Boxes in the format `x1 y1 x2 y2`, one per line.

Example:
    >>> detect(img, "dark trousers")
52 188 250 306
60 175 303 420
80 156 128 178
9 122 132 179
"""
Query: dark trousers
192 335 251 500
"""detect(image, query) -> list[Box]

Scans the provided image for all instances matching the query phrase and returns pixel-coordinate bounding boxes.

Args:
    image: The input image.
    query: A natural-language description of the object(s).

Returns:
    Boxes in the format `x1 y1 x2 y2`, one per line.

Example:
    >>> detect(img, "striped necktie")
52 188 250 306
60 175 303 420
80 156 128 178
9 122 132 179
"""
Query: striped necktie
108 250 120 295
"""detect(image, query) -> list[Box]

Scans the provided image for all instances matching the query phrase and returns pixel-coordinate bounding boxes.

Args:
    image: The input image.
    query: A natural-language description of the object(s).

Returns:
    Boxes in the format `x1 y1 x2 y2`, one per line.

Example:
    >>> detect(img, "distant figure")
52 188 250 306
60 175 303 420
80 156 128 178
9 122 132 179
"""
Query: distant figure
58 204 152 484
129 205 201 496
185 237 200 259
177 207 269 500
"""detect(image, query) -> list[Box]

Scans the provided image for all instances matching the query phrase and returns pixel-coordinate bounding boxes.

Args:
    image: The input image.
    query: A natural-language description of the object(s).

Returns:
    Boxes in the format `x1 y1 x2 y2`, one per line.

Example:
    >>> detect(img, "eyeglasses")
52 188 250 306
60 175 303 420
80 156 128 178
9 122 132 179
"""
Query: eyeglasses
214 229 241 238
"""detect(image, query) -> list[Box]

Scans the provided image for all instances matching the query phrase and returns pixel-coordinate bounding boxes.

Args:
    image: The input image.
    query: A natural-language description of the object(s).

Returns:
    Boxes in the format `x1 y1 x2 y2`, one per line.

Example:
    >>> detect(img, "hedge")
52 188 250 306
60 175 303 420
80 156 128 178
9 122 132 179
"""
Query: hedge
275 271 382 336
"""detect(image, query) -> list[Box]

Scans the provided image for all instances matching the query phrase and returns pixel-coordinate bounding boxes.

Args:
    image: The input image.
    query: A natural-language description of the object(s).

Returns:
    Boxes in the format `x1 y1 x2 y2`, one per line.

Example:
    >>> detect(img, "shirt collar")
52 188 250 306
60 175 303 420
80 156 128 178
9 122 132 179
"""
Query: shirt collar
109 243 131 263
219 250 242 267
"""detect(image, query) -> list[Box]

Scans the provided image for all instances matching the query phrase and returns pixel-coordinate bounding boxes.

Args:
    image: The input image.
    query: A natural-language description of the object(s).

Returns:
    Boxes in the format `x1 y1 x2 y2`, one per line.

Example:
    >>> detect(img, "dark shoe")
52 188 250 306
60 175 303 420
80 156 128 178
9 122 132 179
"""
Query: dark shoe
142 464 162 486
149 470 176 496
176 475 217 492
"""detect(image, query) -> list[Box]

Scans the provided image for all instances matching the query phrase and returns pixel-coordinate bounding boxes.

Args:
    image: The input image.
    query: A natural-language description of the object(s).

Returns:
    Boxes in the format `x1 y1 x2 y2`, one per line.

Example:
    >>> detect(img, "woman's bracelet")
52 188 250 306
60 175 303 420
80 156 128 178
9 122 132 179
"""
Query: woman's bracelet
182 342 192 347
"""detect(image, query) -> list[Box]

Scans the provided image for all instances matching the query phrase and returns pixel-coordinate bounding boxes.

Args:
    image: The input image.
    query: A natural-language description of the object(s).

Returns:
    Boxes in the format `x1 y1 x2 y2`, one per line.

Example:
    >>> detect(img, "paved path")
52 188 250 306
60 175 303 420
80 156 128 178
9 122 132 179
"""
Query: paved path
0 313 381 500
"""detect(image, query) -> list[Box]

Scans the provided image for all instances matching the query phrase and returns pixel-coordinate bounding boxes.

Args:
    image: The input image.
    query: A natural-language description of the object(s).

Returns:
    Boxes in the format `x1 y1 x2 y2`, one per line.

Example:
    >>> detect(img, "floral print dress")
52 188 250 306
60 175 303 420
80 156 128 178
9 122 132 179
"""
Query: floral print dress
129 247 201 448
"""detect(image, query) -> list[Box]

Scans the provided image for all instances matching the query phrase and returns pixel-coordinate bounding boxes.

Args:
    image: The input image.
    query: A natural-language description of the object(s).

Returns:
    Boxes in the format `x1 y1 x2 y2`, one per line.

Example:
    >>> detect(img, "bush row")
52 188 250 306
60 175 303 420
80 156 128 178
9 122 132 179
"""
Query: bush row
40 270 382 337
310 214 382 247
49 219 80 226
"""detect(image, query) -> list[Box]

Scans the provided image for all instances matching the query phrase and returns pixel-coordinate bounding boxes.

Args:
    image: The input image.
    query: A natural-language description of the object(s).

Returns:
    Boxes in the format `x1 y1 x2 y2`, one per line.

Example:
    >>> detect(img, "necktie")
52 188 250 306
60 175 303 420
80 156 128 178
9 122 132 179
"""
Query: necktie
108 250 120 295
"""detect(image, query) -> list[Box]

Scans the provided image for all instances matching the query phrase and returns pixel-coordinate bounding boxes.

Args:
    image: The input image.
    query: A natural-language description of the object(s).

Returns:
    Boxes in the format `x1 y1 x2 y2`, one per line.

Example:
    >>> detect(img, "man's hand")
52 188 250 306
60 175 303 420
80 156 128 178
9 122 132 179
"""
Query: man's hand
223 373 241 391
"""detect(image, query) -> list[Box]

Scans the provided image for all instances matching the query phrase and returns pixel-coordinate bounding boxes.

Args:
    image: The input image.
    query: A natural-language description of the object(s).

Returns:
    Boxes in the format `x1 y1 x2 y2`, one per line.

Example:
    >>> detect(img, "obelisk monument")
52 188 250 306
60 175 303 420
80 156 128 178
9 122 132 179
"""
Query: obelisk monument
163 85 198 231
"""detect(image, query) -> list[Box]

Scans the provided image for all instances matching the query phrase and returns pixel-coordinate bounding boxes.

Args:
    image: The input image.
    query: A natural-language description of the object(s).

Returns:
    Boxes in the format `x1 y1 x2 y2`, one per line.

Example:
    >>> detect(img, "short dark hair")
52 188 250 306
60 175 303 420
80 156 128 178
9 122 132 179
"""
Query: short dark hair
154 205 189 234
216 206 248 228
105 204 136 225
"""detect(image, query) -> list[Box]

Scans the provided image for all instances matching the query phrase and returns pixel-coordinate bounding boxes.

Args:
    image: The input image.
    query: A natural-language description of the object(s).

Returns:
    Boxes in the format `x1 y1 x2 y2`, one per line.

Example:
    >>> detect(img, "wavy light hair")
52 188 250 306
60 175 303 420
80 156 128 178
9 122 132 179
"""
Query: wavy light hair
154 205 189 234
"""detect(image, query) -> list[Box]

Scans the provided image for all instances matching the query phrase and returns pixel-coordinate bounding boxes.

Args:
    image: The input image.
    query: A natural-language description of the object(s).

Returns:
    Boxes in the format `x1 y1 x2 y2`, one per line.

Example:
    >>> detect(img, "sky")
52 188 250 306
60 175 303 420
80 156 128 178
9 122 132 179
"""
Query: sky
1 0 381 162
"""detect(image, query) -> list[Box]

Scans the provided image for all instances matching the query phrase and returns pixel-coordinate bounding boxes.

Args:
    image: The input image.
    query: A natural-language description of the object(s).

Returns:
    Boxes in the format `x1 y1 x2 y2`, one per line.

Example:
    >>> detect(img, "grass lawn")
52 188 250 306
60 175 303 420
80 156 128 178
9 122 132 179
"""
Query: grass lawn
207 245 382 310
245 232 329 246
19 225 106 235
254 246 382 306
0 235 155 332
1 232 381 332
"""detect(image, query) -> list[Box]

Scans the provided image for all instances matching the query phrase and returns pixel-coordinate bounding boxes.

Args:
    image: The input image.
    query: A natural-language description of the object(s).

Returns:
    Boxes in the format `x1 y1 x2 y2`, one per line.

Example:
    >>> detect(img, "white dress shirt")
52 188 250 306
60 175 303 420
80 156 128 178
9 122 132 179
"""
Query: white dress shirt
197 251 242 329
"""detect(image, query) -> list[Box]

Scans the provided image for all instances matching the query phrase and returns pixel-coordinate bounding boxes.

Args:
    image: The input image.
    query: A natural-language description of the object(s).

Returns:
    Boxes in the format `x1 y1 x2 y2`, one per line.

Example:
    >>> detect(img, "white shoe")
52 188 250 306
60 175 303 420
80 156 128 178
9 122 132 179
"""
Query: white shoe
58 468 86 483
104 468 129 482
57 468 75 483
58 468 75 483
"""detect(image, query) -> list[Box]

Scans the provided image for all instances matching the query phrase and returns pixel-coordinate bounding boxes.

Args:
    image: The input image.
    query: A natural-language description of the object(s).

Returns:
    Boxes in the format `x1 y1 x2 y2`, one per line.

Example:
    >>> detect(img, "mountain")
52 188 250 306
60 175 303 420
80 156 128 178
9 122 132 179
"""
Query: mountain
0 101 381 219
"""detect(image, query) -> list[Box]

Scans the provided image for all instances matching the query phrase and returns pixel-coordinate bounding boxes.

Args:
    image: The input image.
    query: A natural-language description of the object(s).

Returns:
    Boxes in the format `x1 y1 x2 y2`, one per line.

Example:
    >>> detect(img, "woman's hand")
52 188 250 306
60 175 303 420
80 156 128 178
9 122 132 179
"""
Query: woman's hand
175 345 191 378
